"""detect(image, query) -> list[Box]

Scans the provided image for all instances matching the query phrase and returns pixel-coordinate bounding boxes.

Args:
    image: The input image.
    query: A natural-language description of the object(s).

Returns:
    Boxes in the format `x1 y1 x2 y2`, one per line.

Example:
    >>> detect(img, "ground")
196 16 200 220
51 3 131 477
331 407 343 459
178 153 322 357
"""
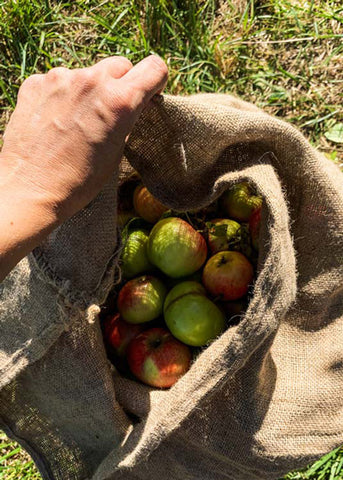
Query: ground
0 1 342 479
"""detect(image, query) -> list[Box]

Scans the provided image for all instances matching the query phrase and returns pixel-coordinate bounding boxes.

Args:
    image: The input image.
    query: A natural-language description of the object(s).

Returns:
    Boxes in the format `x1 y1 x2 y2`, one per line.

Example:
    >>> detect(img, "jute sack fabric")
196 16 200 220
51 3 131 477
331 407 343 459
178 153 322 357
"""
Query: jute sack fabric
0 94 342 480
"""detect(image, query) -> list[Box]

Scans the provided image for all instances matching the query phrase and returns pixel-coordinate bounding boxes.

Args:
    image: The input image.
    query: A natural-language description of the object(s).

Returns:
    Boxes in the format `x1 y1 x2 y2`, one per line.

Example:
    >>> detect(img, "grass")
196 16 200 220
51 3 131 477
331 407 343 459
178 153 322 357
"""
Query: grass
0 0 342 478
0 432 41 480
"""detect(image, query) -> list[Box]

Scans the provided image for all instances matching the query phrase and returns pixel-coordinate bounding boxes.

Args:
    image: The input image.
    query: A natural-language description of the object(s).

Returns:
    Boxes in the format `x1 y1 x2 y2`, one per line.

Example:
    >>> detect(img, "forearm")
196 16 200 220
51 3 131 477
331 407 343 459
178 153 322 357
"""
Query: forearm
0 157 58 282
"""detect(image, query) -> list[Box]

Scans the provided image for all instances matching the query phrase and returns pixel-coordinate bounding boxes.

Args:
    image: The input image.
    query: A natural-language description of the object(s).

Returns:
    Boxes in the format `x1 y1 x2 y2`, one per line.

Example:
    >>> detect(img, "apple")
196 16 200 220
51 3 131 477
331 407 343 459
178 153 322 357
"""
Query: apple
202 251 254 301
127 327 192 388
220 182 262 222
103 313 144 357
207 218 241 254
164 281 226 346
133 185 168 223
117 275 167 324
164 280 206 303
148 217 207 278
249 206 261 251
121 228 153 278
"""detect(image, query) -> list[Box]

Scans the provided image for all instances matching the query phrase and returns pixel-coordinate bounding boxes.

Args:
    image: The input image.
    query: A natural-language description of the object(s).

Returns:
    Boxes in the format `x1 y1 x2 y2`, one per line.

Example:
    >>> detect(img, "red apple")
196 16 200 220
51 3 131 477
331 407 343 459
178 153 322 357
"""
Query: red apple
117 275 167 324
133 185 168 223
202 251 254 301
127 327 192 388
103 313 144 357
249 206 261 251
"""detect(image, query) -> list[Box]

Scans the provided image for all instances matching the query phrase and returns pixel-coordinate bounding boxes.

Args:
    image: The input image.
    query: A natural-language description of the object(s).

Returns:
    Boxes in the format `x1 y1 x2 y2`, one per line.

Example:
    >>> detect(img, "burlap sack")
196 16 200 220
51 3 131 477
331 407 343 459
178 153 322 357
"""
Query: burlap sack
0 94 342 480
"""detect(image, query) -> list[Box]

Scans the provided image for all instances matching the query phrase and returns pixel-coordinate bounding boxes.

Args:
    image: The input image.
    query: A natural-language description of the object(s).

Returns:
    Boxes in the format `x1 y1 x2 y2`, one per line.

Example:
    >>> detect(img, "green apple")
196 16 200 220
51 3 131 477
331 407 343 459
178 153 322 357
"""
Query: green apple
121 228 153 278
207 218 241 254
148 217 207 278
220 182 262 222
164 281 206 308
164 281 226 346
117 275 167 324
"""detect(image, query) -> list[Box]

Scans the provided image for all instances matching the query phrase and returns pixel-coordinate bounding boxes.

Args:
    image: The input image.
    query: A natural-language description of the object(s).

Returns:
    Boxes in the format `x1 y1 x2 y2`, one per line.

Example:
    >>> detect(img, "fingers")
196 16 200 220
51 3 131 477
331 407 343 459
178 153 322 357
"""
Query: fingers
120 55 168 108
93 56 133 79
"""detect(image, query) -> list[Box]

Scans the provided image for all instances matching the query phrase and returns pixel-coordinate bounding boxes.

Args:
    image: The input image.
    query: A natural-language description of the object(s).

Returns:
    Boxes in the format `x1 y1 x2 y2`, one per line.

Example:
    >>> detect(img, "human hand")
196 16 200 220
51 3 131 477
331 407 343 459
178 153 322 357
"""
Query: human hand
1 55 167 221
0 55 168 281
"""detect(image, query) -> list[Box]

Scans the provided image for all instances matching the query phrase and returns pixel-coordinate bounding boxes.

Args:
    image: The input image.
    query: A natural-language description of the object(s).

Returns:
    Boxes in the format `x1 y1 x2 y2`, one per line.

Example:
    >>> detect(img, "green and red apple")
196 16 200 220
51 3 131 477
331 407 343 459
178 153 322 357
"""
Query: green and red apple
117 275 167 324
164 281 226 346
202 251 254 301
148 217 207 278
133 185 168 223
126 327 192 388
221 182 262 222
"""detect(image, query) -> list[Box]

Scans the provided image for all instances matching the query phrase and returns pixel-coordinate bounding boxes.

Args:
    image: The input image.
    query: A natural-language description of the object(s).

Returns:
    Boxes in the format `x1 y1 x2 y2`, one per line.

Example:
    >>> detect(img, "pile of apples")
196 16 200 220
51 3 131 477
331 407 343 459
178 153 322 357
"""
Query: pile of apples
101 178 262 389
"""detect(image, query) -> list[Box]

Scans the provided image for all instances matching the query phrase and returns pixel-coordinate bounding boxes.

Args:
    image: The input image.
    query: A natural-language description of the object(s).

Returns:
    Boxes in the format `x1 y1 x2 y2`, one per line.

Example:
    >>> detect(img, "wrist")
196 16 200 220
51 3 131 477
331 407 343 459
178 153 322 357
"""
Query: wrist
0 153 59 281
0 151 59 224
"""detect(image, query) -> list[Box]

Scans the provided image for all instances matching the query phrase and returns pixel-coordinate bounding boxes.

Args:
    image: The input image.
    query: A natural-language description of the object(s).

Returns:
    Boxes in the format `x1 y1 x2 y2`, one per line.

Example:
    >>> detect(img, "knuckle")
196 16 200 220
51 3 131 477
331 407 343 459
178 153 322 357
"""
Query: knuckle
114 56 133 69
46 67 69 82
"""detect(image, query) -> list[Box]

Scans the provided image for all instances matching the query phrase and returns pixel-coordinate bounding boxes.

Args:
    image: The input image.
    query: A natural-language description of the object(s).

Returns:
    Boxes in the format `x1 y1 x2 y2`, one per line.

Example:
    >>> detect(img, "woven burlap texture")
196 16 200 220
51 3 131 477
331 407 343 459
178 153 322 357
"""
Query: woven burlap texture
0 94 342 480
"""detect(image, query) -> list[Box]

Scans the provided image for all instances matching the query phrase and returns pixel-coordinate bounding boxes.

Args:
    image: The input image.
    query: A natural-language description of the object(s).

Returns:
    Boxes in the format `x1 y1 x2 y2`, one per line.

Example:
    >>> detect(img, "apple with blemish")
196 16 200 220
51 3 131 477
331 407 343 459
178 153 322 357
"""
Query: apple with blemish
117 275 167 324
207 218 241 254
133 185 168 223
126 327 192 388
202 251 254 301
221 182 262 222
148 217 207 278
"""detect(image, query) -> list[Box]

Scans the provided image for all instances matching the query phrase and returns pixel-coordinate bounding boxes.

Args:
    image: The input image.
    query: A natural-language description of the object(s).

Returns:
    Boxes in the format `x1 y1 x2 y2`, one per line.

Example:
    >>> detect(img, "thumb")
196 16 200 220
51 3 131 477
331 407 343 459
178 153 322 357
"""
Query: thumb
120 55 168 110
